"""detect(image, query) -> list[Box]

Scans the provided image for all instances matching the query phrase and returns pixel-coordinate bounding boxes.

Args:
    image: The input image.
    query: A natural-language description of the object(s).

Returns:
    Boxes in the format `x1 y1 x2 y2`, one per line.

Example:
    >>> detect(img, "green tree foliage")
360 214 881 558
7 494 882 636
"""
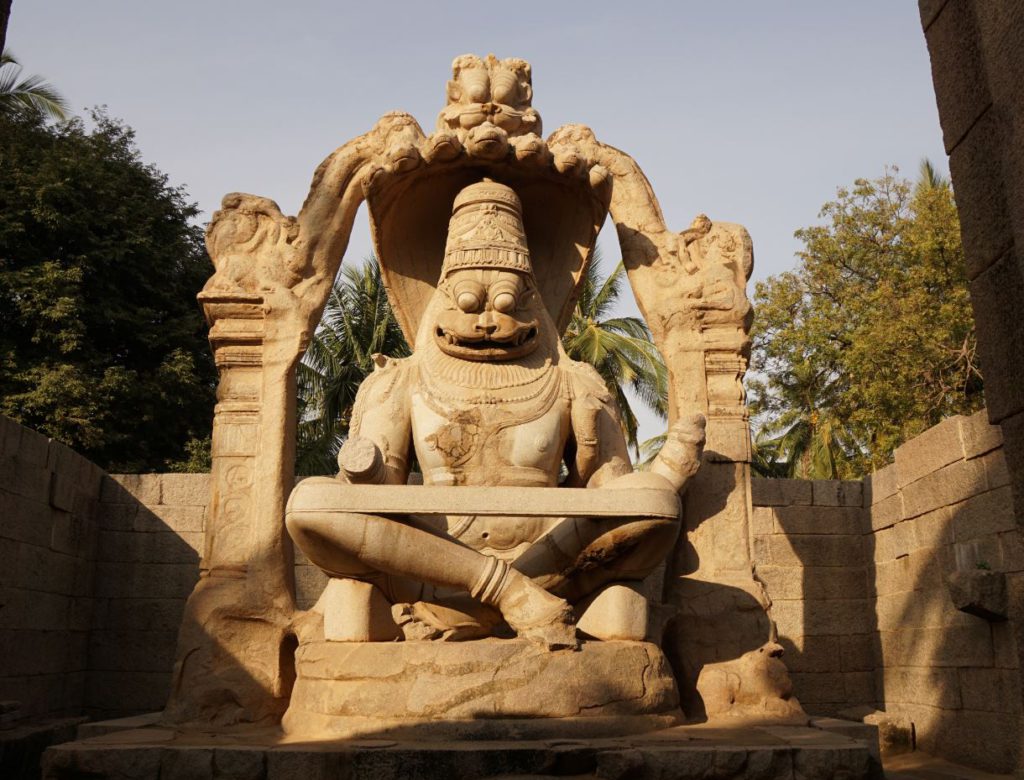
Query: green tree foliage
297 251 667 473
749 163 982 478
296 259 409 475
0 49 68 121
0 109 216 471
562 252 667 455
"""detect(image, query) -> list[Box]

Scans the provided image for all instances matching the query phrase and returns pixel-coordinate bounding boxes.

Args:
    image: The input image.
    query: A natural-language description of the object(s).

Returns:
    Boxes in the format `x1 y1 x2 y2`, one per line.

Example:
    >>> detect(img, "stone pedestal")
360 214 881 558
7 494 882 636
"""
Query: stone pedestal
282 639 681 740
42 721 879 780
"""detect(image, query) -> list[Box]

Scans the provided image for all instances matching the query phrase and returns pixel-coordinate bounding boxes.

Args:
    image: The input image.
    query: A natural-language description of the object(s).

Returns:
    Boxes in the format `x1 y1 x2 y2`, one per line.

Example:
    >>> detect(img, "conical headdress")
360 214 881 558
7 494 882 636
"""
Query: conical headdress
441 180 533 277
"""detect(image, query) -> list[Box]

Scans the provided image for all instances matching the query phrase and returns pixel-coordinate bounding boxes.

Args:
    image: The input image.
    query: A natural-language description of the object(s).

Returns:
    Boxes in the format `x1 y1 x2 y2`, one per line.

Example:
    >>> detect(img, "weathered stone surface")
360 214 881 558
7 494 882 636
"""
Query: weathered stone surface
750 478 812 507
42 722 876 780
283 639 680 739
901 457 987 520
946 569 1008 621
772 505 865 536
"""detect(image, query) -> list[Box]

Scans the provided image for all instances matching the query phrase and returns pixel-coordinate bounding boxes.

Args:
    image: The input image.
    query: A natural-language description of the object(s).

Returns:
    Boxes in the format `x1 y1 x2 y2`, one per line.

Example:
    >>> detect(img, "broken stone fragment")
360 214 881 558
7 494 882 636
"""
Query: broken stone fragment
946 569 1008 621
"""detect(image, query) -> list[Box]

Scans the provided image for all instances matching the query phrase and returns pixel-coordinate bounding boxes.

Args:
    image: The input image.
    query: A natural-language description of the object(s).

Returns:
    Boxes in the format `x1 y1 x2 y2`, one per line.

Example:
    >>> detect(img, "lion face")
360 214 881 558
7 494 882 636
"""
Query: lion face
433 268 540 362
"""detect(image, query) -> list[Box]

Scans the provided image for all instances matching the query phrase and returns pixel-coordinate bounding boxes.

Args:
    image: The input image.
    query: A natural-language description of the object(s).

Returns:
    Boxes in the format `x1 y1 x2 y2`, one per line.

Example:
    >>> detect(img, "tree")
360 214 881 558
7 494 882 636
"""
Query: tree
749 162 982 477
296 259 409 475
0 49 68 121
0 109 215 472
562 252 667 455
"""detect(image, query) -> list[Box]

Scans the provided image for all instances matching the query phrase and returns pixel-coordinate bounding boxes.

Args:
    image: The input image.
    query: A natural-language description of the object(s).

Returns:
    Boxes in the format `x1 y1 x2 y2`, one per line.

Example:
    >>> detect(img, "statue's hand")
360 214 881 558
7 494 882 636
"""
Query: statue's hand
337 437 386 484
650 414 706 493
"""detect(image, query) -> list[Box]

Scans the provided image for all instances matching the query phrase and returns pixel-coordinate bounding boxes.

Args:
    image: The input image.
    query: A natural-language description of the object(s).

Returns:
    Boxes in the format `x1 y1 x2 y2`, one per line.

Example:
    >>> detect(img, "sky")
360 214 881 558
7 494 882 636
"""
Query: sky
8 1 945 444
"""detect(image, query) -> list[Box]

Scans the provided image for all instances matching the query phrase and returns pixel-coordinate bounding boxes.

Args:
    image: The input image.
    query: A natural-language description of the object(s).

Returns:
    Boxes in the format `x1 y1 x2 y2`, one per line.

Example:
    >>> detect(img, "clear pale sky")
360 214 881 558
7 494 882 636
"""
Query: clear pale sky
9 1 945 444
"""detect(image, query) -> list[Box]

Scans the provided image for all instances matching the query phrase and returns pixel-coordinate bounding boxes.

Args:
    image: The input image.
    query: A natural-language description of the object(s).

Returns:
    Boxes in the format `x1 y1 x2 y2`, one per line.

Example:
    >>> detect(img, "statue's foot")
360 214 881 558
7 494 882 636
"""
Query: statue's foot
497 574 578 651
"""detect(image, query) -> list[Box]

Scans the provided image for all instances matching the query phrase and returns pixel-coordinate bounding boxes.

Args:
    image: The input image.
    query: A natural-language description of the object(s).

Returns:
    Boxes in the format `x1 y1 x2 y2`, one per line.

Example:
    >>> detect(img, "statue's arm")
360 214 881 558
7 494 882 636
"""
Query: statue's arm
337 360 412 485
564 364 632 488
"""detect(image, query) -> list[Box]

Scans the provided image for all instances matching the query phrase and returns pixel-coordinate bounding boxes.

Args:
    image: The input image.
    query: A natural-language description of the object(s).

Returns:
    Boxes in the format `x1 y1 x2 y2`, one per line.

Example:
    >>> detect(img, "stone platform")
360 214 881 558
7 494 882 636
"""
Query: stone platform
284 639 681 740
43 721 879 779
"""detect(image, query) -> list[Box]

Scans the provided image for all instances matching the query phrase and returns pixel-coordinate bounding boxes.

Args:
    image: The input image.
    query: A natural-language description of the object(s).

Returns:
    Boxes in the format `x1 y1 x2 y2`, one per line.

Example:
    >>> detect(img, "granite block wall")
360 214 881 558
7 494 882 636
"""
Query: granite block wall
0 416 104 722
750 478 875 716
865 409 1020 772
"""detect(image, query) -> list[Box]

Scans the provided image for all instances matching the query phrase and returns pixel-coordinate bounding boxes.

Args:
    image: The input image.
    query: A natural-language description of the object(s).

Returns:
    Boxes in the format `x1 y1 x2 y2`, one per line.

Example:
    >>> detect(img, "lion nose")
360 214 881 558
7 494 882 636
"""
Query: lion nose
475 312 498 335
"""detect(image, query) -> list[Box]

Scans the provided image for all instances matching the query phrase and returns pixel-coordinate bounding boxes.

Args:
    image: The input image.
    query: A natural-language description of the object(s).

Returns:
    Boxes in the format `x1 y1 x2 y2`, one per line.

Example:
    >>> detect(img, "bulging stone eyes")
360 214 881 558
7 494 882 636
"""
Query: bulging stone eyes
492 291 517 313
457 291 482 312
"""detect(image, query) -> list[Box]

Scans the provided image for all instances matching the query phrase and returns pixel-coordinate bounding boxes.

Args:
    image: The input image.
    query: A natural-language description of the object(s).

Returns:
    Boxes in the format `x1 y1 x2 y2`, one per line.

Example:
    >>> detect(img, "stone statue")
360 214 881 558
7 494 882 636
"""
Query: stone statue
162 53 802 735
286 179 706 653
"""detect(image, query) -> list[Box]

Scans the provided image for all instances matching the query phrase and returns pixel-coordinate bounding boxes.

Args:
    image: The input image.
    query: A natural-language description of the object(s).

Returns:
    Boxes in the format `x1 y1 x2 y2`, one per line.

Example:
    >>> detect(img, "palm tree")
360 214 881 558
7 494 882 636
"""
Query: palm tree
562 250 667 455
296 258 409 475
749 360 860 479
0 49 68 120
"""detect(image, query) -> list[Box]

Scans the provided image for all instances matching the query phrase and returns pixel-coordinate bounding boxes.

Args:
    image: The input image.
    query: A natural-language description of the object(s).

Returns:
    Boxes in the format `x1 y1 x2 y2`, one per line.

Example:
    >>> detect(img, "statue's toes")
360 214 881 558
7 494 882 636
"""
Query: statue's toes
521 619 579 652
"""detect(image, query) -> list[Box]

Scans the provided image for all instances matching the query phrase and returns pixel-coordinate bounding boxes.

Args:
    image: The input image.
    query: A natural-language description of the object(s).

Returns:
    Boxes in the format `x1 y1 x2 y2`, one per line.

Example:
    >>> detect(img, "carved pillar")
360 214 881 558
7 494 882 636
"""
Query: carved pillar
162 292 299 725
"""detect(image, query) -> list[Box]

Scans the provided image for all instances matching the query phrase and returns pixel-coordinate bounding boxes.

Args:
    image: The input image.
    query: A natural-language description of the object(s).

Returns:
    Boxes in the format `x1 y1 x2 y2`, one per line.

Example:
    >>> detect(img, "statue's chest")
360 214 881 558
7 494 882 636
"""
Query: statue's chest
410 392 570 486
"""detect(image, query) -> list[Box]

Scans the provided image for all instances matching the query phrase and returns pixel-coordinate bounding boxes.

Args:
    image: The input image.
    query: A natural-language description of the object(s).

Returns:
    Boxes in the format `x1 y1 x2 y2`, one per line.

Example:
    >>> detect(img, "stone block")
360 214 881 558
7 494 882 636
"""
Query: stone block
992 620 1018 668
0 459 52 500
94 562 200 600
811 481 862 509
901 457 987 520
15 426 50 468
135 504 205 534
954 535 1004 572
776 634 840 674
869 492 904 532
974 0 1024 108
50 512 93 557
998 529 1024 572
88 629 179 673
959 667 1022 713
0 416 22 459
865 464 898 506
924 0 992 154
876 587 967 632
0 493 55 547
96 502 138 532
970 250 1024 423
772 598 872 637
76 459 106 498
97 530 201 565
881 623 993 667
918 0 948 30
947 569 1008 620
773 505 865 536
0 587 70 631
842 671 876 703
949 110 1015 280
882 667 961 709
103 598 185 633
908 507 954 550
949 485 1016 542
751 506 774 537
767 534 864 567
840 634 876 672
894 416 966 489
48 471 77 513
160 473 211 507
105 474 161 505
160 747 214 780
980 448 1010 491
960 408 1004 458
750 478 811 507
85 670 172 713
213 748 267 780
758 564 867 601
787 671 845 705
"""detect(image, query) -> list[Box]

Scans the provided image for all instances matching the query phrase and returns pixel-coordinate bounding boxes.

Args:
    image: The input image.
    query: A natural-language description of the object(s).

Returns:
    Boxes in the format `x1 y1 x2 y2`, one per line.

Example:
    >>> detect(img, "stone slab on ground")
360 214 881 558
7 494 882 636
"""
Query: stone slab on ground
884 751 1012 779
0 717 87 780
42 722 877 780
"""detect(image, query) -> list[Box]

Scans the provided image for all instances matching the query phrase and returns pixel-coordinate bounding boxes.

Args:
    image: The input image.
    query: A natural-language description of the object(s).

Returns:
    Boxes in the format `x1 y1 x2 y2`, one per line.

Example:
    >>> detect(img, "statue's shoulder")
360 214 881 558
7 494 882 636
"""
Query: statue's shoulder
561 358 612 404
357 353 415 397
